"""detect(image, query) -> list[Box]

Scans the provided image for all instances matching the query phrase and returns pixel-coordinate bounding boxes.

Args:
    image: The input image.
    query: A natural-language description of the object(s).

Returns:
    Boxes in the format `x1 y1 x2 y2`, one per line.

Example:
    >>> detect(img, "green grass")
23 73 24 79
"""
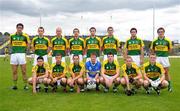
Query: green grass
0 57 180 111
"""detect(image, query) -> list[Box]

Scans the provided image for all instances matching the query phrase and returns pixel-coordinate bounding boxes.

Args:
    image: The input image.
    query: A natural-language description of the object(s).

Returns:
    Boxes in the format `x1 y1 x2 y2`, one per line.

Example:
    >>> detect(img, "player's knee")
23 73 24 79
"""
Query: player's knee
77 78 84 85
67 79 72 85
115 78 121 84
61 78 67 84
96 78 100 84
47 79 51 84
28 78 32 85
99 77 104 83
162 80 169 88
143 80 149 87
43 78 48 84
138 79 144 85
121 78 126 85
84 78 87 83
13 70 18 75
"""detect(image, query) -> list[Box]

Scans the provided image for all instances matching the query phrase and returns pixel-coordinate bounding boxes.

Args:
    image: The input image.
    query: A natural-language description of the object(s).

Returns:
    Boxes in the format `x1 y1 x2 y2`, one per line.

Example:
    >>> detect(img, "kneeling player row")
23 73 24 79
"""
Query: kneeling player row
28 53 168 95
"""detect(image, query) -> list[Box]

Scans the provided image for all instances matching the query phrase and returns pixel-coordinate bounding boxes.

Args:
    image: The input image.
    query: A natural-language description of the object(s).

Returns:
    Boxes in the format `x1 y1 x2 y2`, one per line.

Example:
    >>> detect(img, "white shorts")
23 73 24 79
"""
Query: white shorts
156 57 170 67
130 55 141 67
86 57 100 62
103 55 117 61
104 75 113 80
10 53 26 65
70 54 83 63
33 54 48 66
52 56 65 64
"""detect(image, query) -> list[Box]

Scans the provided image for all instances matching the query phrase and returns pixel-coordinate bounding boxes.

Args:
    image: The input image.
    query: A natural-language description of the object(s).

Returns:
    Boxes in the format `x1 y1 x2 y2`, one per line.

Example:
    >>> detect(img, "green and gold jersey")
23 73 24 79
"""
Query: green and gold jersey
50 62 67 78
69 62 84 77
32 36 50 56
69 37 85 55
85 36 101 57
142 62 165 80
102 60 119 76
102 36 120 55
121 63 140 78
51 36 69 57
10 32 30 54
124 37 144 55
32 63 50 77
150 37 172 57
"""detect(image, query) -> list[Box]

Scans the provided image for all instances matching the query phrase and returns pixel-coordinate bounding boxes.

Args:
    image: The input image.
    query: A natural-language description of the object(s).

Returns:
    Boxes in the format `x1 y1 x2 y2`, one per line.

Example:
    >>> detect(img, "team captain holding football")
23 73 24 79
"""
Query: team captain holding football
9 23 172 96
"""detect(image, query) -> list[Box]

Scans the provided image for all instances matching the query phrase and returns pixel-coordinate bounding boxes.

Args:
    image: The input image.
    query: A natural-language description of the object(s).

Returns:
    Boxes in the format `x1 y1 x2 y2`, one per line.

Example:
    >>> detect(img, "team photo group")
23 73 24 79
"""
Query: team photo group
9 23 173 96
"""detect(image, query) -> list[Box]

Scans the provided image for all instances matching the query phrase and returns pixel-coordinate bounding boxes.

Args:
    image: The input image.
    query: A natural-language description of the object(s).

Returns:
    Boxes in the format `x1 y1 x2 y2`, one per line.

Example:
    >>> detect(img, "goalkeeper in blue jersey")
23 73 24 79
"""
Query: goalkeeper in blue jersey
85 53 101 91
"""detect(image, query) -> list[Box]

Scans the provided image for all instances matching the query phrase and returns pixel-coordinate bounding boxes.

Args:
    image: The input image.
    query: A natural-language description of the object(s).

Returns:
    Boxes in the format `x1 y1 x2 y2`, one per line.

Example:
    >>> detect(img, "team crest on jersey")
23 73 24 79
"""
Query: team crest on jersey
89 66 92 71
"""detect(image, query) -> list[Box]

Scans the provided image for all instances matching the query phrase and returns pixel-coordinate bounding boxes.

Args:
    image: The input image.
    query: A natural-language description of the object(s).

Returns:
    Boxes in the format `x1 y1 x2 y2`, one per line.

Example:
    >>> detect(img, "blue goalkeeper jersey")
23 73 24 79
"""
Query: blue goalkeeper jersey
85 61 101 78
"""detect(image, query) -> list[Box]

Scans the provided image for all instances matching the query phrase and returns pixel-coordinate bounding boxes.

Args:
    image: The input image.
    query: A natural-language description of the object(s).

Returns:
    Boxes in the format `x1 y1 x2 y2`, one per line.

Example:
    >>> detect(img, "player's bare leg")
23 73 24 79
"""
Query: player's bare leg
11 65 18 90
164 67 172 92
20 64 28 90
77 78 84 92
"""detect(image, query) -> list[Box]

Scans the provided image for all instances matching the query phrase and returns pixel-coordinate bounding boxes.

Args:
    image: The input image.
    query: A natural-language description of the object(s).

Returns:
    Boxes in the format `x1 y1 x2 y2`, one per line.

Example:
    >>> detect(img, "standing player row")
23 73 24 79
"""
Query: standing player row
9 23 172 93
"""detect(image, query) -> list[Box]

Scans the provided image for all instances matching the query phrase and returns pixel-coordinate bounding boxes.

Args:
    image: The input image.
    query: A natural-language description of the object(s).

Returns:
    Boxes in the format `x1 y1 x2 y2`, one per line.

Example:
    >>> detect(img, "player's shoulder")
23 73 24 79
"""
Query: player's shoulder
44 36 50 41
125 37 131 42
152 38 159 43
96 61 101 66
121 63 126 69
132 62 139 69
62 36 68 41
136 37 143 41
143 62 150 67
114 60 119 65
85 36 90 40
32 36 38 41
69 37 74 42
44 62 50 68
102 36 108 41
164 37 172 42
22 33 29 37
51 63 56 67
102 60 108 64
79 62 84 67
69 63 74 68
10 33 16 37
51 36 57 41
155 62 163 68
85 61 91 66
113 35 119 39
79 37 84 41
61 62 66 67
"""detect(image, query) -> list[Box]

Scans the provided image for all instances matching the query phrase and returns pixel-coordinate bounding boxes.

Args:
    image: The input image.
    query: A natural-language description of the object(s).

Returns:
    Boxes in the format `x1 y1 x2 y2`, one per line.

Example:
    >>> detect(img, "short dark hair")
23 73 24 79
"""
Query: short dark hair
37 56 44 61
157 27 165 33
130 28 137 33
73 54 79 58
89 27 96 31
107 52 114 56
107 26 113 31
90 53 97 57
73 28 80 33
16 23 24 28
55 53 62 57
38 27 44 31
